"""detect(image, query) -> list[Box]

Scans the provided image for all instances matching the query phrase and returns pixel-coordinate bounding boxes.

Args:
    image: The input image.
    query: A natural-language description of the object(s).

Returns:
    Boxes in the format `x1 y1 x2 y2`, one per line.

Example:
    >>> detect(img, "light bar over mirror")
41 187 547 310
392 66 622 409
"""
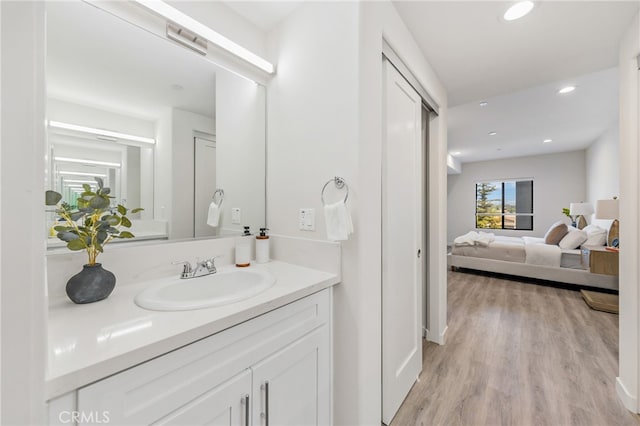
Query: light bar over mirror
133 0 275 74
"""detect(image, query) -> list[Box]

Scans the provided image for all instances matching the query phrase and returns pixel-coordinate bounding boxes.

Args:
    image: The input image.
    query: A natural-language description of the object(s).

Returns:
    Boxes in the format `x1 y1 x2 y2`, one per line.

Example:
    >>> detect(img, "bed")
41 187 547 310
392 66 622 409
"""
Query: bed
448 222 618 290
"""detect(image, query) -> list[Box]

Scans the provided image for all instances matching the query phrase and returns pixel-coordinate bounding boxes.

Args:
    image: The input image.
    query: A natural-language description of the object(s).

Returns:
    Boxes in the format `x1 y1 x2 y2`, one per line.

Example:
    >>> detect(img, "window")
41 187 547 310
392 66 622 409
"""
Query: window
475 179 533 230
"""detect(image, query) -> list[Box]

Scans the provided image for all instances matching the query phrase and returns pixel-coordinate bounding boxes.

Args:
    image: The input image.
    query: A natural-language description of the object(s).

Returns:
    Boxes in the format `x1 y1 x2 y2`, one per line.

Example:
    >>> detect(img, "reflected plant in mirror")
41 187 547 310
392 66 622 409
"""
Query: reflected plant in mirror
45 178 143 265
45 1 267 248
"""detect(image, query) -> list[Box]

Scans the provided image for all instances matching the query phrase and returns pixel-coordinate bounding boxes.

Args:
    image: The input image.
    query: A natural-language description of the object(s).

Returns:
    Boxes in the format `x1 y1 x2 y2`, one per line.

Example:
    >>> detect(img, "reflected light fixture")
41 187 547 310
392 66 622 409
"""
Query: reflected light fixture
59 171 108 178
503 1 535 21
133 0 275 74
479 101 488 107
488 131 497 136
543 139 553 143
49 121 155 145
558 86 576 94
54 157 121 168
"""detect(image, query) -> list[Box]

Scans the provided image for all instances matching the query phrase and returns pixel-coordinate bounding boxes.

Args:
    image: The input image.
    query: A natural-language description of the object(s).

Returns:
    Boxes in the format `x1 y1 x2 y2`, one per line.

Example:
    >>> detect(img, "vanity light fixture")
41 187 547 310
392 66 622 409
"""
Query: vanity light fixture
133 0 275 74
54 157 121 168
49 121 155 145
503 1 535 21
543 139 553 143
62 179 102 184
558 85 576 94
59 171 108 178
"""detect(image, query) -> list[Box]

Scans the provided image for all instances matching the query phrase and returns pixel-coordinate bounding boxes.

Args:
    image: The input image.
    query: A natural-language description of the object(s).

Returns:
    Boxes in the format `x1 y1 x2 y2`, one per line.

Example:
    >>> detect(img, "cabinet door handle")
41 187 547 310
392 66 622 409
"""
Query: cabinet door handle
243 394 250 426
261 381 270 426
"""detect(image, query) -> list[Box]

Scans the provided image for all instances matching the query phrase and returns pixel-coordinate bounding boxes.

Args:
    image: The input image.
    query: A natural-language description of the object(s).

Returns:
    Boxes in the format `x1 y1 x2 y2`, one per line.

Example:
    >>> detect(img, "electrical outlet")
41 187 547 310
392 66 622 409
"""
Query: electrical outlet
299 208 315 231
231 208 241 225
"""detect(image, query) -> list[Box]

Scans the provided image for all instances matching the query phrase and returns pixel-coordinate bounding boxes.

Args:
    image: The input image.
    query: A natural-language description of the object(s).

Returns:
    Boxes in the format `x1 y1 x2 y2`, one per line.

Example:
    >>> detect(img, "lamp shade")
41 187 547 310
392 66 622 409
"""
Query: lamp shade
569 202 594 216
595 199 619 219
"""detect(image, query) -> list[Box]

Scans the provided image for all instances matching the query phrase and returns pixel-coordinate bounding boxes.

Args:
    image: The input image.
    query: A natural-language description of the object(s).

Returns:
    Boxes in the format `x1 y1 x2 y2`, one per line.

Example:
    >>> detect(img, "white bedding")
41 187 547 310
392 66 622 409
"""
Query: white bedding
453 234 563 268
523 240 561 267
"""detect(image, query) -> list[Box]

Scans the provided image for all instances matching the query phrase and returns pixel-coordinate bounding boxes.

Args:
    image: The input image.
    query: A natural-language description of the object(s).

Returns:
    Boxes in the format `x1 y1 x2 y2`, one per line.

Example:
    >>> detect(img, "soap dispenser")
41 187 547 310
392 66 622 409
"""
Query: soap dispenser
256 228 270 264
235 226 252 267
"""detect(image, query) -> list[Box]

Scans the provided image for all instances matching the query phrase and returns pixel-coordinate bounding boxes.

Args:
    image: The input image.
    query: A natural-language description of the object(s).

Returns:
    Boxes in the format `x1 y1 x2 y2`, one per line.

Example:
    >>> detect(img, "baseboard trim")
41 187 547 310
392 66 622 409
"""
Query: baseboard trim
426 325 448 345
616 377 638 412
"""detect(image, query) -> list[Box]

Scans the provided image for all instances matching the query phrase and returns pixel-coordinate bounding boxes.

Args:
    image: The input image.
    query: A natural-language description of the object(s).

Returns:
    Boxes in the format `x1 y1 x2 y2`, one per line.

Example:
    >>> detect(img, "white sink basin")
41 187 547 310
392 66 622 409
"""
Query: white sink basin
134 267 276 311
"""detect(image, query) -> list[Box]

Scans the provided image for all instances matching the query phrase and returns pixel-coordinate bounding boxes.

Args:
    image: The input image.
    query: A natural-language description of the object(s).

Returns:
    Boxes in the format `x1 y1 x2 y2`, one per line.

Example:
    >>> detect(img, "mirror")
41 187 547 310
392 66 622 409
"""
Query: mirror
45 1 266 247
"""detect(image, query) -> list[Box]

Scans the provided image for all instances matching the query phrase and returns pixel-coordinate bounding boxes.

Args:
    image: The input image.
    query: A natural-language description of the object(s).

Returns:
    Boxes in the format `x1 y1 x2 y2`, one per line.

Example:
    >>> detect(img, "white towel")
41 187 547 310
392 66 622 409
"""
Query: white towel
324 201 354 241
207 202 220 227
476 232 495 247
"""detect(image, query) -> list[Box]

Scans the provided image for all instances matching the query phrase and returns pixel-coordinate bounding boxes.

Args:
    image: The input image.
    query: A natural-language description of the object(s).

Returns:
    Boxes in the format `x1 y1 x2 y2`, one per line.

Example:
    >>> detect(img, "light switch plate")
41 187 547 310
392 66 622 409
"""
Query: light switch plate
299 208 315 231
231 208 241 225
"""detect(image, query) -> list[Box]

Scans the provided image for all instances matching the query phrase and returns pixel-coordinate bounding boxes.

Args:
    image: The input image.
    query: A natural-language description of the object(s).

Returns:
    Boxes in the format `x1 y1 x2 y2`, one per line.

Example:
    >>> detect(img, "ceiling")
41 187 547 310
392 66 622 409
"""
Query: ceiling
447 67 618 163
224 1 302 32
393 1 639 107
392 1 638 165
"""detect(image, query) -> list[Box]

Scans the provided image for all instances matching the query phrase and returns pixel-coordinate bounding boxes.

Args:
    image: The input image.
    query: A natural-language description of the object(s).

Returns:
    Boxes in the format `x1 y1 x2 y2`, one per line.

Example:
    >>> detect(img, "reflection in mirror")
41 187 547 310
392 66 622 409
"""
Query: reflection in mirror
45 1 266 247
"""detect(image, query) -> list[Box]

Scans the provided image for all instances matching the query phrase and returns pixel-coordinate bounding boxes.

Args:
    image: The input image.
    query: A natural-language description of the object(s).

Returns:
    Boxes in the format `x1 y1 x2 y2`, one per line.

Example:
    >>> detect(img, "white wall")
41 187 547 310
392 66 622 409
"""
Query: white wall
266 4 360 425
447 150 587 242
267 2 448 424
216 68 266 235
586 124 620 203
156 108 215 239
0 2 47 424
617 10 640 413
47 98 155 139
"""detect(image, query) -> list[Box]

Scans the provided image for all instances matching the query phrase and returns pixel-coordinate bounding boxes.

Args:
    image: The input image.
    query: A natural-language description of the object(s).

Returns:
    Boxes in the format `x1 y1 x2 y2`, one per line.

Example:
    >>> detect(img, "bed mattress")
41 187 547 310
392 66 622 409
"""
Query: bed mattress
452 236 587 270
451 236 526 263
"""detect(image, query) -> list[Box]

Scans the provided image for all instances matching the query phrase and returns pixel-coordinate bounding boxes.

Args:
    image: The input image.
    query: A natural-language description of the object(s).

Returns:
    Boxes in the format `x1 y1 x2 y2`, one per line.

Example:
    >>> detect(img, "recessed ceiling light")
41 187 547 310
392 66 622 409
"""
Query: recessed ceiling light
503 1 535 21
488 131 497 136
451 151 461 156
558 85 576 94
543 139 553 143
479 101 488 107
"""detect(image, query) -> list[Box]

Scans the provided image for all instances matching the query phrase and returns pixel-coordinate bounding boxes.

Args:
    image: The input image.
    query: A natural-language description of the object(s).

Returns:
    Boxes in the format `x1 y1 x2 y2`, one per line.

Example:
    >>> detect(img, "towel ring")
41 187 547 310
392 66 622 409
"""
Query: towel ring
212 189 224 206
321 176 349 205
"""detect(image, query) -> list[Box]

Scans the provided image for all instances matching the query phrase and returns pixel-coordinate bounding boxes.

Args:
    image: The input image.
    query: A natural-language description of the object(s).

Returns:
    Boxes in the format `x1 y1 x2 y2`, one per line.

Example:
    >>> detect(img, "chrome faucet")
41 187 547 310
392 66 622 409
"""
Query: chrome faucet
172 256 222 279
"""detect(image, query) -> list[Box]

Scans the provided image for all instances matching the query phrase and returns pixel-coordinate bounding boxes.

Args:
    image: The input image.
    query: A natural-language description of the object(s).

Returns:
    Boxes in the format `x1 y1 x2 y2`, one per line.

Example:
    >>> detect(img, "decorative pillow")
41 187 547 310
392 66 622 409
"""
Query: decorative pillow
559 230 588 249
582 225 607 246
544 221 569 245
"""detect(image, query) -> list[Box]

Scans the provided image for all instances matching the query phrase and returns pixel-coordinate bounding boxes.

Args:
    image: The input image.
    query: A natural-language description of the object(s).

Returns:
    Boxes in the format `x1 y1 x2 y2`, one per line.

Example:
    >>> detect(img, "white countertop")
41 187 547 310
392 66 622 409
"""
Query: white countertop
47 261 339 400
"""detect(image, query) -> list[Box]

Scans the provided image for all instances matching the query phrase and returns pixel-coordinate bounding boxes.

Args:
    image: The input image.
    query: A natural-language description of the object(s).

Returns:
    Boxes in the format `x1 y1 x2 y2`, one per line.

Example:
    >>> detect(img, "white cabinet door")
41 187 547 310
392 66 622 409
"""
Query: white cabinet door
381 58 424 425
156 369 251 426
251 328 329 426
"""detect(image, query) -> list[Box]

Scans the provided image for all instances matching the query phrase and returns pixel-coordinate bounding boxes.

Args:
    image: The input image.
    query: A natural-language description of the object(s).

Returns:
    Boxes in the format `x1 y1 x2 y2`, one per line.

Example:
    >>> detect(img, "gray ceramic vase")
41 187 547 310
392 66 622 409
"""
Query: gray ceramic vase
66 263 116 304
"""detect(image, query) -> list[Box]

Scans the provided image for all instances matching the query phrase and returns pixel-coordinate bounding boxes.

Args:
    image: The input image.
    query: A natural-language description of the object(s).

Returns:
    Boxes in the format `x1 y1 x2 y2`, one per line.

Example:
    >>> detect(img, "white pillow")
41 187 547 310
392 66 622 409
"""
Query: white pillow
559 230 588 249
582 225 607 246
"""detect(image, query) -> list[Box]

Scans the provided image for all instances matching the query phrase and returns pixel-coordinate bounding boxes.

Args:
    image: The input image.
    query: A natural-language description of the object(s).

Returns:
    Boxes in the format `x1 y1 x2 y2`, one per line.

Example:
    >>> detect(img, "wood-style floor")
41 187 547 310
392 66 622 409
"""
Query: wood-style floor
392 270 640 426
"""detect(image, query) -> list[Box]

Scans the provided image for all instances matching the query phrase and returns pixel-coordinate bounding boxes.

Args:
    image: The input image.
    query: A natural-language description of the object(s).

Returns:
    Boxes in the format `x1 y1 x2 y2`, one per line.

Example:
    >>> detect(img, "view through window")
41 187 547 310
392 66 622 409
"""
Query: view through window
476 179 533 230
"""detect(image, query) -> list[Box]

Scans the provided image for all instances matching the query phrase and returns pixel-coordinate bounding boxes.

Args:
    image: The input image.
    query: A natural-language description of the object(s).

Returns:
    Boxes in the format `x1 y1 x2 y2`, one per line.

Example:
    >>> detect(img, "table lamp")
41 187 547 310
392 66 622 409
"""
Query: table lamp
595 198 619 247
569 202 594 229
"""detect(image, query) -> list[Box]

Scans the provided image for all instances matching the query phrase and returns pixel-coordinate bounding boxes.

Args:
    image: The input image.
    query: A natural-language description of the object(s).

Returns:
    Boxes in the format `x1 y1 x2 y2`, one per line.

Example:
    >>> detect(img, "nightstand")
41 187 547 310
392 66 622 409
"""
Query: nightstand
582 245 619 276
581 245 619 314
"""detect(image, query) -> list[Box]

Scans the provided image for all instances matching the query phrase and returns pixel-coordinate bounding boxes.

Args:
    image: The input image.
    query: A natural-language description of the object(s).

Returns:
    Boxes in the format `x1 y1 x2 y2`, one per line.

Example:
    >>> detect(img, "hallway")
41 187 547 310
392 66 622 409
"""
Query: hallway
392 270 639 426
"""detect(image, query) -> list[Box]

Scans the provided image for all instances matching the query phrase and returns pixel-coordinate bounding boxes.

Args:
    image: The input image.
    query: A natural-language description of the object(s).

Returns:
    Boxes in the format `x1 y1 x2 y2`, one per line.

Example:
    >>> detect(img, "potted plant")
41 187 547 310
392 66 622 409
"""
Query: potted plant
45 177 143 304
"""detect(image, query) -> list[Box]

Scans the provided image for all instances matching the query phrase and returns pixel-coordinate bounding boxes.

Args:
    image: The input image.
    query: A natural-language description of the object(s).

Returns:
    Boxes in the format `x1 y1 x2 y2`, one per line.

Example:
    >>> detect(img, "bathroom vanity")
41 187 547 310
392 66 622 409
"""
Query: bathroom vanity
47 261 338 425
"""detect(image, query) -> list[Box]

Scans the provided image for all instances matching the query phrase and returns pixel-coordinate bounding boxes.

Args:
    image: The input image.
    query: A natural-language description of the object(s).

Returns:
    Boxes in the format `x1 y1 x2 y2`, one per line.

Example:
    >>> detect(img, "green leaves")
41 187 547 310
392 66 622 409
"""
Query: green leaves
45 177 141 265
45 190 62 206
67 239 86 251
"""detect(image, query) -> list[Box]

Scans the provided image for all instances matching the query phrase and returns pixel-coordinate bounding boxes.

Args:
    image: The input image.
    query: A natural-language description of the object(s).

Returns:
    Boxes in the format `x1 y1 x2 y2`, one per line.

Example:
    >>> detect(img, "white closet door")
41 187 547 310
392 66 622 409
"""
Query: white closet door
194 137 217 238
382 59 424 425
